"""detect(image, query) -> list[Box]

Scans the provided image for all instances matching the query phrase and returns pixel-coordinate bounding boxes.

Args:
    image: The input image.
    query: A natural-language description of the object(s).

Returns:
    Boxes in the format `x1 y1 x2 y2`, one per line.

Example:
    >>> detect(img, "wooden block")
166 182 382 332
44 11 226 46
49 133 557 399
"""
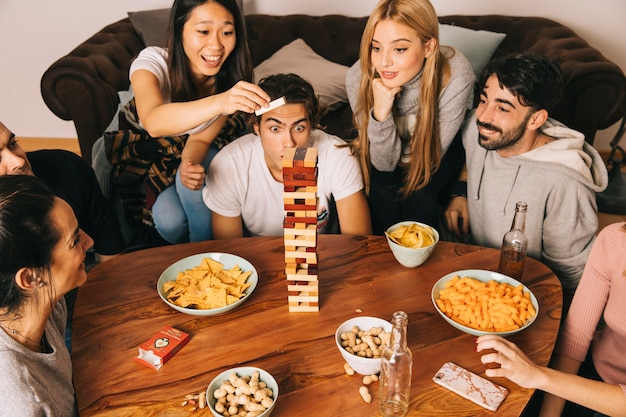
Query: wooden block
283 173 317 183
282 148 296 167
303 147 318 167
290 147 318 168
285 263 298 275
284 224 317 236
286 271 318 281
284 233 317 242
286 210 317 218
284 216 317 225
285 251 317 263
284 239 316 248
285 254 317 264
284 203 317 210
284 191 316 200
287 284 318 293
283 166 319 174
283 198 317 205
288 305 319 312
284 184 318 192
284 179 317 188
288 294 319 303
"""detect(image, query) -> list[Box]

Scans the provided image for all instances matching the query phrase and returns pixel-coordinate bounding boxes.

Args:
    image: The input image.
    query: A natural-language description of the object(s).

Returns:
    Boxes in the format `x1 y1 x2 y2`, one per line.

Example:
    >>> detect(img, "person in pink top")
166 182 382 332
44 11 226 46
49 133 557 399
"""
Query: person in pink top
475 222 626 417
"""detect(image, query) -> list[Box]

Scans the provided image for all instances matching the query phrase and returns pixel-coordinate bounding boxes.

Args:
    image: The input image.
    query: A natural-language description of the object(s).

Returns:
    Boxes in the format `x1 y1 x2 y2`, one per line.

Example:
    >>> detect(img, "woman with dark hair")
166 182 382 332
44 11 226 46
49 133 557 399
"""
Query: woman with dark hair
0 175 93 416
130 0 270 244
346 0 475 235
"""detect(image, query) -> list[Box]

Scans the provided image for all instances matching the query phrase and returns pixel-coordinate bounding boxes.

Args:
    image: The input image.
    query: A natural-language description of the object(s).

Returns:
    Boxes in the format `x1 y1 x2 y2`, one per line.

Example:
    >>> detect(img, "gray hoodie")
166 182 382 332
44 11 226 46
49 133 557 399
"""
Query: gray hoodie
463 110 608 292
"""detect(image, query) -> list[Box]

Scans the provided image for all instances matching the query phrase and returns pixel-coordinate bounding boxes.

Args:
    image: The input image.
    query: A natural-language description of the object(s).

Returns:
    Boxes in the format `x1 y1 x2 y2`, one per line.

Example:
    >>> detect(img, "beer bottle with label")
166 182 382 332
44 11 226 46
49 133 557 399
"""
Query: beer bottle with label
497 201 528 280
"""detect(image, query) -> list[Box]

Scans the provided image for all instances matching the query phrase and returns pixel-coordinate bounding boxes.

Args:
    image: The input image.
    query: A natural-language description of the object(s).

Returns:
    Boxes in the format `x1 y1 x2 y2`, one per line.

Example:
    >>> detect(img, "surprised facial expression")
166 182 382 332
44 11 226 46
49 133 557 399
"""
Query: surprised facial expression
254 103 311 181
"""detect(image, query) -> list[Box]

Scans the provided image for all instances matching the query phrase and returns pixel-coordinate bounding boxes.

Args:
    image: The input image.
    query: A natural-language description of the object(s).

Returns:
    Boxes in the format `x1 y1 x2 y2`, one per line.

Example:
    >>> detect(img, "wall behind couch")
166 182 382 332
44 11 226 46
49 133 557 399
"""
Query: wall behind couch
0 0 624 150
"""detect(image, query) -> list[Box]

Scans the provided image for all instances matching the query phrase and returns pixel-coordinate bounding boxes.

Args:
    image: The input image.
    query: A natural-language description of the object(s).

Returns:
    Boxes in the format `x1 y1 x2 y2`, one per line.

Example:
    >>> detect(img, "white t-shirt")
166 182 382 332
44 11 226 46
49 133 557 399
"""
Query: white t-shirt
203 130 363 236
130 46 218 136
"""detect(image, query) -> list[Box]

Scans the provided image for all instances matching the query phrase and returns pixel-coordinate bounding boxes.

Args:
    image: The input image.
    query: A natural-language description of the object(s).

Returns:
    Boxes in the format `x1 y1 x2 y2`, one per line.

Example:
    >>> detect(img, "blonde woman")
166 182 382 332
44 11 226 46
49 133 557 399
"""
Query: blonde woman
346 0 474 234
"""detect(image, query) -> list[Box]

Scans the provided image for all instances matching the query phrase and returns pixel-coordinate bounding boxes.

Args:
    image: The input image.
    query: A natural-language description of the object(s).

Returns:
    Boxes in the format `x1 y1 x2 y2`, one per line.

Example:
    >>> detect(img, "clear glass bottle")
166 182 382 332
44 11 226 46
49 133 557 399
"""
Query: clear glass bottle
379 311 412 417
497 201 528 280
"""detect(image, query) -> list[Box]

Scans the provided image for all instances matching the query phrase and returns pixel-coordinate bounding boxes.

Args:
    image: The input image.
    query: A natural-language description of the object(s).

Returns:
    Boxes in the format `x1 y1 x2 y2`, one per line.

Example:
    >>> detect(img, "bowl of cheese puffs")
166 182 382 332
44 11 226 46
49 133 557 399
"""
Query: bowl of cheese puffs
385 221 439 268
431 269 539 337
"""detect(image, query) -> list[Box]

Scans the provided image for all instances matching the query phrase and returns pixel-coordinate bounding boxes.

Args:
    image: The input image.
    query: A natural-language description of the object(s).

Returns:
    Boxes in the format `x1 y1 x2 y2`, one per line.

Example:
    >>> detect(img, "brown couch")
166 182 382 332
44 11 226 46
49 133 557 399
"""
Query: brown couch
41 14 625 165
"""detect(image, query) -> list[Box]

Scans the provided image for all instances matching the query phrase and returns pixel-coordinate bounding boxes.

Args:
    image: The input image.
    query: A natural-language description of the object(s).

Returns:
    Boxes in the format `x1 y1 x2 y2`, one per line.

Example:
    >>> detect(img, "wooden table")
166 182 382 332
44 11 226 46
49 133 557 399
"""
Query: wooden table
72 235 562 416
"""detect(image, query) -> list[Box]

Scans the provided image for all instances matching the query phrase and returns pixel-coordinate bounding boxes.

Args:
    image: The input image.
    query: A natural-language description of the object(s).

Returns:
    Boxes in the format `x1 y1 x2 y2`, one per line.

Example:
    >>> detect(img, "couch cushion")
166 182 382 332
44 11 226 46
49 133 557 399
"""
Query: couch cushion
439 23 506 79
128 8 170 47
253 39 349 110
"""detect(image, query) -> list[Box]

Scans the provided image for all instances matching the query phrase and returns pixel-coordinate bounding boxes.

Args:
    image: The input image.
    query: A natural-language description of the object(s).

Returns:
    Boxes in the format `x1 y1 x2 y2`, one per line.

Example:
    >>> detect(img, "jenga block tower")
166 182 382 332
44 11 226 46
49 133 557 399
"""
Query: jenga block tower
283 147 319 312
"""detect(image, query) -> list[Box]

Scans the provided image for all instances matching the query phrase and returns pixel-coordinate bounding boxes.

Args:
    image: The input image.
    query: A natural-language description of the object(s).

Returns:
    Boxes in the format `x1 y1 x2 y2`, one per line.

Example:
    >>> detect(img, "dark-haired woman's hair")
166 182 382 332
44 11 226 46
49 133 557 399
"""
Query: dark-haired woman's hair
0 175 58 314
167 0 254 102
479 53 563 113
251 73 322 128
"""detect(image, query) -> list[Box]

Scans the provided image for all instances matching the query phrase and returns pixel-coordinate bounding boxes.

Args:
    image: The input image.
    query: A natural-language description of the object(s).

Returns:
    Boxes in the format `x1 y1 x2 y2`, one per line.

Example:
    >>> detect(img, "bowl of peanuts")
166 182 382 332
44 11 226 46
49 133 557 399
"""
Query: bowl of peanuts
335 316 392 375
206 366 278 417
431 269 539 337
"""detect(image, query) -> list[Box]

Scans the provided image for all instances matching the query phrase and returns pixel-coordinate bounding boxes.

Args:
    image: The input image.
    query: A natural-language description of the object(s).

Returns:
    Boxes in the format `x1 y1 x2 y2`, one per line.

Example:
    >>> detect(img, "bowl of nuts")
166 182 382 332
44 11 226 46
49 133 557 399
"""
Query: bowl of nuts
206 367 278 417
335 316 392 375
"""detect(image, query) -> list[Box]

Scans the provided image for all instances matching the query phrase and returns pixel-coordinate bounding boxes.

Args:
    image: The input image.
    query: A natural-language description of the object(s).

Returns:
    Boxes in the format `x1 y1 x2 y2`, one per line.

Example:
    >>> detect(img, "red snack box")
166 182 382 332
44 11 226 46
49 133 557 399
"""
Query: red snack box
135 326 190 370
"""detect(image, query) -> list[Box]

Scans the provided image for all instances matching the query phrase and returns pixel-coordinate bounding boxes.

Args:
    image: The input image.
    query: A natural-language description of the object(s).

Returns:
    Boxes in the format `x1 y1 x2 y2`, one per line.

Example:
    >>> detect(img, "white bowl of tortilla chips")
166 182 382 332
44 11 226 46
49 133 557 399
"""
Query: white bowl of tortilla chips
385 221 439 268
157 253 258 316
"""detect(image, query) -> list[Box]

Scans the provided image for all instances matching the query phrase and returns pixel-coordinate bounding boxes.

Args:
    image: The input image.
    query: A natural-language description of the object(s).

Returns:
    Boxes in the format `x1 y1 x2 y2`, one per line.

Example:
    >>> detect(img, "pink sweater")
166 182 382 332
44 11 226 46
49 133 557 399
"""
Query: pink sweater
556 222 626 393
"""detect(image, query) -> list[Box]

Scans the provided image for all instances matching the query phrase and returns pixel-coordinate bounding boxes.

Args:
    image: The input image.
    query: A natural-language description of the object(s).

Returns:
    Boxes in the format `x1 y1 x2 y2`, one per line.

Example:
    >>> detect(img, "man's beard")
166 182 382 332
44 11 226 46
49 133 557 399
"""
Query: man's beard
476 114 530 151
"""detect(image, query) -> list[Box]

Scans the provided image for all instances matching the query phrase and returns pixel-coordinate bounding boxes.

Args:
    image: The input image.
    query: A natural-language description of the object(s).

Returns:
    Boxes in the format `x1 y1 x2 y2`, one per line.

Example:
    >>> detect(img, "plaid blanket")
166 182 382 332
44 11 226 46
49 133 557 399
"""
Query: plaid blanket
104 98 249 227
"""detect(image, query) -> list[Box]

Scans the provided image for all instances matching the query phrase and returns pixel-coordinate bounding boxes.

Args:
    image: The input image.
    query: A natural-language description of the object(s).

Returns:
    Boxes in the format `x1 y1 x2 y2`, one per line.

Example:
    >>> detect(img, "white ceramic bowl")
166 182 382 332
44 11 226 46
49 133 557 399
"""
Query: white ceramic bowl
206 366 278 417
157 252 258 316
335 316 392 375
385 221 439 268
431 269 539 337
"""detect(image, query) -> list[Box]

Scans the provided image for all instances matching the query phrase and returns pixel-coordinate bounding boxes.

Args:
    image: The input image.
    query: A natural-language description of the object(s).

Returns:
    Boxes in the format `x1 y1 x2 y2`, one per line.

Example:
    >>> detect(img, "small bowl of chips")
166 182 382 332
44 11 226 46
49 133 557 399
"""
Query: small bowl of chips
431 269 539 337
157 252 258 316
385 221 439 268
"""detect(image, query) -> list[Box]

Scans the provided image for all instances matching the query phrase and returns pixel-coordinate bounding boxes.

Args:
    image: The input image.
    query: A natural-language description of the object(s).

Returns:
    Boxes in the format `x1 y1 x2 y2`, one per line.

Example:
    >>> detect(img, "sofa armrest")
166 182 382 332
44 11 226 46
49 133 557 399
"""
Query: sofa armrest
40 18 144 164
440 15 626 144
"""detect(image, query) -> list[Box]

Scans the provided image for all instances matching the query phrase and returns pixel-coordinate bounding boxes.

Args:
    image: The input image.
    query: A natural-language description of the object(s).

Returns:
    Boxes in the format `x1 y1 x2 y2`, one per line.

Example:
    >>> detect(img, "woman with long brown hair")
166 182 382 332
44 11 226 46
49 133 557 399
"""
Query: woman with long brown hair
346 0 474 234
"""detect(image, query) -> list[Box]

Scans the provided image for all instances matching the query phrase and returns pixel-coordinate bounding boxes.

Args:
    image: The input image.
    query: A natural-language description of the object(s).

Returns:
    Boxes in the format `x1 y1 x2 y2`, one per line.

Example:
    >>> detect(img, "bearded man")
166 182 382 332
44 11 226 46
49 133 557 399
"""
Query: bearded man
444 54 607 304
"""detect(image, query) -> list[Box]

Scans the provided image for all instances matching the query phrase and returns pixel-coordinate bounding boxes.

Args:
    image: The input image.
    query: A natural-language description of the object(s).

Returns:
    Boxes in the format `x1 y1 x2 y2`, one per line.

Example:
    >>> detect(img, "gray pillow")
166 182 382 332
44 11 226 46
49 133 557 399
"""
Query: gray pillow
439 24 506 79
128 8 170 47
254 39 350 110
128 1 244 48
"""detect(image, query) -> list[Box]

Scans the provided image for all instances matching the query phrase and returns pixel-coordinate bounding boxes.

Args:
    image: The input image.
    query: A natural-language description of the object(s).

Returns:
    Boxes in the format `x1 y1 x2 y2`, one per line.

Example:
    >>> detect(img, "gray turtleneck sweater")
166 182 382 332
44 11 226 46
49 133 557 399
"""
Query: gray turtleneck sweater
345 47 475 171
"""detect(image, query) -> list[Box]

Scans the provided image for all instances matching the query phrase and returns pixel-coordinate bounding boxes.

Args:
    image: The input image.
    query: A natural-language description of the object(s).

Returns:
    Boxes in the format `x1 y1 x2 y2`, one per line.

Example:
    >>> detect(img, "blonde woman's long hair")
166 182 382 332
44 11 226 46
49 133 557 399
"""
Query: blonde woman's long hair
351 0 451 198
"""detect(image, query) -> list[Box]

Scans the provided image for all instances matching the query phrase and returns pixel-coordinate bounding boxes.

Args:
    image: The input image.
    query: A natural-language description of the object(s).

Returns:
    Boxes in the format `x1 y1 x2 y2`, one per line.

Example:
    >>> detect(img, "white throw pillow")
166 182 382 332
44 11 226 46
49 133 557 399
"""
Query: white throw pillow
253 39 350 110
439 23 506 79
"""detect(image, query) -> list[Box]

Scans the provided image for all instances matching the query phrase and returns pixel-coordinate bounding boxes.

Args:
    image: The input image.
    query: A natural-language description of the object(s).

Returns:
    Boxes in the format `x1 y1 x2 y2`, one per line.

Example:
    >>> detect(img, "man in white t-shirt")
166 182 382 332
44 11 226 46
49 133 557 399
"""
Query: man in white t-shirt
203 73 372 238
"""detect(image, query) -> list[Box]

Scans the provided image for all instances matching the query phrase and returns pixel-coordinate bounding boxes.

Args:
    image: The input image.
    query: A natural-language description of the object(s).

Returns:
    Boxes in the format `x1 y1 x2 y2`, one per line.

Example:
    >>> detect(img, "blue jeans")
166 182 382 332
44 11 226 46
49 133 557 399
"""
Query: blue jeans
152 144 219 243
